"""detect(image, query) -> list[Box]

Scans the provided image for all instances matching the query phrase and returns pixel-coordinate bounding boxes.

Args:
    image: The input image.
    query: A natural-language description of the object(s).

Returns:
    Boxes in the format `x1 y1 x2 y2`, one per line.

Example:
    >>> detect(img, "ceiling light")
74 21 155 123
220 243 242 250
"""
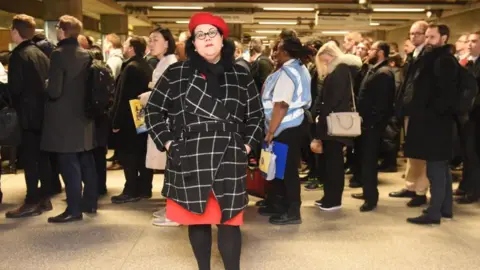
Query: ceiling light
373 8 425 12
369 22 380 26
322 31 349 35
256 30 282 34
176 21 189 24
35 28 44 32
251 36 268 39
153 6 204 10
258 21 297 25
263 7 314 12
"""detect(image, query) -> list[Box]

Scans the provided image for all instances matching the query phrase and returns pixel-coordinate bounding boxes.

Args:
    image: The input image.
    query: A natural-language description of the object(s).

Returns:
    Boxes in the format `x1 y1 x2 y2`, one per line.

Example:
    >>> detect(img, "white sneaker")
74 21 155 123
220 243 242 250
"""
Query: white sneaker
319 204 342 212
153 208 166 218
152 217 181 227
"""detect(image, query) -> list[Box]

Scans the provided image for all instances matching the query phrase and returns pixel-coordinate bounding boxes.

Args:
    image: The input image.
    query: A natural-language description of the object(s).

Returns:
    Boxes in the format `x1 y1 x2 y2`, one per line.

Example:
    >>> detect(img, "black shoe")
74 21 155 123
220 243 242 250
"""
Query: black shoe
269 213 302 225
305 181 323 191
422 209 453 219
255 199 267 207
351 193 365 200
258 205 285 217
345 167 353 175
456 195 479 204
407 195 427 207
360 202 377 212
407 214 440 225
453 189 466 197
389 189 416 198
111 194 141 204
349 180 362 188
48 211 83 223
0 190 3 204
140 194 152 199
401 174 405 179
6 204 42 218
314 198 324 207
40 200 53 212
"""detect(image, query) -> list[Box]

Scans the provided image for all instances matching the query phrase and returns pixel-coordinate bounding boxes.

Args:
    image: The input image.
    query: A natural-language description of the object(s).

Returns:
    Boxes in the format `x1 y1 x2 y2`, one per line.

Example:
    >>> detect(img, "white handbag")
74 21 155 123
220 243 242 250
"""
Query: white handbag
326 73 362 137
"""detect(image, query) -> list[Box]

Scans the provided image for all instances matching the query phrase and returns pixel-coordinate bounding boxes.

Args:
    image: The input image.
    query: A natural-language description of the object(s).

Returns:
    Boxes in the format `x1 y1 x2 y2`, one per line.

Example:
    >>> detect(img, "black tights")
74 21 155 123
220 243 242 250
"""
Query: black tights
188 225 241 270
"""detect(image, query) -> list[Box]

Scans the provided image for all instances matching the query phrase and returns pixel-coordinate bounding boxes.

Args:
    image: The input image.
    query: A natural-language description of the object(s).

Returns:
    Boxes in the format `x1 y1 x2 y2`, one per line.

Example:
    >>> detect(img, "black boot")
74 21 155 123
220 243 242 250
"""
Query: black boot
258 195 286 216
269 203 302 225
407 195 427 207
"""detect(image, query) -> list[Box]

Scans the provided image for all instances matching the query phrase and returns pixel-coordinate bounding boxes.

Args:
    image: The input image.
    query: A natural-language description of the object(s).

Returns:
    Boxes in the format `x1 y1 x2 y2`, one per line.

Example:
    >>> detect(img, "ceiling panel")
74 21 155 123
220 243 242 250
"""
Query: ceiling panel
116 0 476 35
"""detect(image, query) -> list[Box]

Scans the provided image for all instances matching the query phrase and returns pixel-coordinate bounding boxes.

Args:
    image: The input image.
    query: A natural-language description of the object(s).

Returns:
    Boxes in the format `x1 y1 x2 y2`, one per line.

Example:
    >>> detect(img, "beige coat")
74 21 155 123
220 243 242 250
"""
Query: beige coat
138 54 178 170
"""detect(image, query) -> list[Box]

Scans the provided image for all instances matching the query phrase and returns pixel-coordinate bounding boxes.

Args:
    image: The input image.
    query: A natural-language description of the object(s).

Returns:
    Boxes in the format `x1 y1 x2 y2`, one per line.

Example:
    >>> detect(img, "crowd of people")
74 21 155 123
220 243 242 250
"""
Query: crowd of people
0 11 480 270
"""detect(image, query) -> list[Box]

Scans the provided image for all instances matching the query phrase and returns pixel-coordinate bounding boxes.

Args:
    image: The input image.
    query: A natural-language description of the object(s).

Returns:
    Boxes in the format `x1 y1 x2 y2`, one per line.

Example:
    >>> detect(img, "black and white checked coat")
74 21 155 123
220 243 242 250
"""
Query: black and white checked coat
145 61 264 222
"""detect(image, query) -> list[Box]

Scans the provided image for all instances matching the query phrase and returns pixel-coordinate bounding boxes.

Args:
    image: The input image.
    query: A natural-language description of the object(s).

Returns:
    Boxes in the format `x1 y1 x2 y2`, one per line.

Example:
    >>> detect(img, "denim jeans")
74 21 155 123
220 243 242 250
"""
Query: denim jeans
58 151 98 216
426 160 453 220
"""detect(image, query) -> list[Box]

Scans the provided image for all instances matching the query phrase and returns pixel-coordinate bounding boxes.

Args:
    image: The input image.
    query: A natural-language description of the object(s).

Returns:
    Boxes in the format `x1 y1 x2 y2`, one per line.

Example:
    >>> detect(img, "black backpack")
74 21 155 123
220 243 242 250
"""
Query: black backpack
454 60 479 114
85 55 115 119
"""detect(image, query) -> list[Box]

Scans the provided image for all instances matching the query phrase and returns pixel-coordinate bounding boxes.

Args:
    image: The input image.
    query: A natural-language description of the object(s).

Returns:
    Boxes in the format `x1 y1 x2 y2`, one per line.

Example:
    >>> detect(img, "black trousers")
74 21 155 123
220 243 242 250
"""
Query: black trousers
57 151 98 215
458 118 480 197
321 140 345 206
20 131 52 204
270 120 308 211
118 147 153 197
93 146 107 194
357 127 383 205
49 153 62 194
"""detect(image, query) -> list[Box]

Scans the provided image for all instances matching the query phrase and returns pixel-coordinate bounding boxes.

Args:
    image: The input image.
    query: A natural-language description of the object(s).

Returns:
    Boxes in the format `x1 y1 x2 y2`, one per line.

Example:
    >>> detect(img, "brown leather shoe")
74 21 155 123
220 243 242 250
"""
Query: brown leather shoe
6 204 42 218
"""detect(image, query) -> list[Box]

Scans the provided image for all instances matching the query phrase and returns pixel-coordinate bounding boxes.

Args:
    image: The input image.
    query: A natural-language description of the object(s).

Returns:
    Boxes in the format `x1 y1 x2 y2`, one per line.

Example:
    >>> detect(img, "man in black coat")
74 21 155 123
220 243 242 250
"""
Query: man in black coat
406 24 457 225
42 15 98 223
111 36 153 204
456 31 480 204
351 41 396 212
5 14 53 219
389 21 430 208
249 39 273 92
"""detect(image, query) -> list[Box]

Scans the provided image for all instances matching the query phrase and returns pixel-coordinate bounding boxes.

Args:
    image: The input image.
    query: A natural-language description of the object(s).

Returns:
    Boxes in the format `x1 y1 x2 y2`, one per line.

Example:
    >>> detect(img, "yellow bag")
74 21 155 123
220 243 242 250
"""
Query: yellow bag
129 99 147 134
259 149 272 175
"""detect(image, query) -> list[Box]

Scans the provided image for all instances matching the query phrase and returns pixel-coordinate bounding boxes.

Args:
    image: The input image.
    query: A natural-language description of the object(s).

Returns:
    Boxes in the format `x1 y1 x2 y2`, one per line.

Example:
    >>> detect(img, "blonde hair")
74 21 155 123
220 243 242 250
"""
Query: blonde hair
316 42 344 78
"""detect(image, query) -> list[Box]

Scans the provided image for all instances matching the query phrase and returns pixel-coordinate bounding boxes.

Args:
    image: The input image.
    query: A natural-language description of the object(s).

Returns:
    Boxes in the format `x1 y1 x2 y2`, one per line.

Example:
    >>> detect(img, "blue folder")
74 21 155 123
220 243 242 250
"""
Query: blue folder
263 141 289 180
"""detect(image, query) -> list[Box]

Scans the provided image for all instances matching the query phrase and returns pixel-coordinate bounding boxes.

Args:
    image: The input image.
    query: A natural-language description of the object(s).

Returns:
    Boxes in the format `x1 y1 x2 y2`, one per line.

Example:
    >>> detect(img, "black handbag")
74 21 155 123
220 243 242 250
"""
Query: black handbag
0 85 21 146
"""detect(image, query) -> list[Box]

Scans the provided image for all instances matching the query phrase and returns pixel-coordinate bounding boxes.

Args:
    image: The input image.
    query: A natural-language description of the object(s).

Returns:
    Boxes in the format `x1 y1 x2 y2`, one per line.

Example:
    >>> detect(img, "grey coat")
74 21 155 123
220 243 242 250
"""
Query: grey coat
41 38 95 153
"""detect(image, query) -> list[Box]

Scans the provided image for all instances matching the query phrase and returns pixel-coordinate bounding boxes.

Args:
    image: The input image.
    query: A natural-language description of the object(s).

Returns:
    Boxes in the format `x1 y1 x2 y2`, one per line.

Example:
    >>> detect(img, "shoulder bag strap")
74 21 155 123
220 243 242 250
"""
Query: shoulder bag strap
347 71 357 112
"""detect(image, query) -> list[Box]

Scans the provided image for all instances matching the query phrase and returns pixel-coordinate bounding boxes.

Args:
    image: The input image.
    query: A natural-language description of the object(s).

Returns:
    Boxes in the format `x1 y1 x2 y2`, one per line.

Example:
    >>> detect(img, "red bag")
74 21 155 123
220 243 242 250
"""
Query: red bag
246 167 271 198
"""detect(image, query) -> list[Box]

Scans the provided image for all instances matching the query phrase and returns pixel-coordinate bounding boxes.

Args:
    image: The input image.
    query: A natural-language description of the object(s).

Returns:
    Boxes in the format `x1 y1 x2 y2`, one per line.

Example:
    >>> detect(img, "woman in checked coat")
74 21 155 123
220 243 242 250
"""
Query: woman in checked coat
145 13 264 270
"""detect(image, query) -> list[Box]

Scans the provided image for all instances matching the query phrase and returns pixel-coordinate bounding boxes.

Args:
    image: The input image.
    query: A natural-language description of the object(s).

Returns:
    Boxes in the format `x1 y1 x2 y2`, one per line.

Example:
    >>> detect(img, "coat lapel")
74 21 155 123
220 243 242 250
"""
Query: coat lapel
184 69 232 122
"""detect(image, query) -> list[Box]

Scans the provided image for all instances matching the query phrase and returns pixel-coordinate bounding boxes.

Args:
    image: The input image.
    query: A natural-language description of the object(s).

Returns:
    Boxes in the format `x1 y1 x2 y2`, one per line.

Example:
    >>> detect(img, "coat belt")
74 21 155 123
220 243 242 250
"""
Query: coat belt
172 121 245 180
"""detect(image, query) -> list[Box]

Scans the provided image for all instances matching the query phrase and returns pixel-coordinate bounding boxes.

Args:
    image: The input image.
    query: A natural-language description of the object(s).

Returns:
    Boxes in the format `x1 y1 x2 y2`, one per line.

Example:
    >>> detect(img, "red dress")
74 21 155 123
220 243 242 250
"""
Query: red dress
166 192 244 226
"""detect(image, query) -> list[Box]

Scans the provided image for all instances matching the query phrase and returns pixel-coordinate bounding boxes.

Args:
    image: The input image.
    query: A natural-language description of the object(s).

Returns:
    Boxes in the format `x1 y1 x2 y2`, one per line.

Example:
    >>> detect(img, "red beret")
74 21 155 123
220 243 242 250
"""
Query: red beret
188 12 229 39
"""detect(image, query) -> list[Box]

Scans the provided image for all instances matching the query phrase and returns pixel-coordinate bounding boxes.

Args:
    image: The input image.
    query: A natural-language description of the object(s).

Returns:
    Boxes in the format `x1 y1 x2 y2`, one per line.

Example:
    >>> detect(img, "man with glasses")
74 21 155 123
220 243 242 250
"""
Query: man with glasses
390 21 430 208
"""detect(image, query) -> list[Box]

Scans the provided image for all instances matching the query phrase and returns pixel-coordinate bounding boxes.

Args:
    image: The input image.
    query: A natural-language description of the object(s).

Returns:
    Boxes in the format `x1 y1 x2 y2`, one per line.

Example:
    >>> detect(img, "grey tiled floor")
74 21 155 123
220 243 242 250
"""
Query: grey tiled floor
1 167 480 270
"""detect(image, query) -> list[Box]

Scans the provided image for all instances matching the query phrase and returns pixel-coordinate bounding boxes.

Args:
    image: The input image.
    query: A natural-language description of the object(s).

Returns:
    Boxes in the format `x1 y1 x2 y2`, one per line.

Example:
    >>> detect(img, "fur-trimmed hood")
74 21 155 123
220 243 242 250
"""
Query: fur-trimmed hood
328 53 362 74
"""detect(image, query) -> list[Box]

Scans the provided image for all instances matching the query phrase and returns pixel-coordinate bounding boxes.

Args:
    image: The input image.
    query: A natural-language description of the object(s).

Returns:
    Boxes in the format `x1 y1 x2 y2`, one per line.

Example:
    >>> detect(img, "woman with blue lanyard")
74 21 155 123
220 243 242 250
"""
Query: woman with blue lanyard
261 36 312 225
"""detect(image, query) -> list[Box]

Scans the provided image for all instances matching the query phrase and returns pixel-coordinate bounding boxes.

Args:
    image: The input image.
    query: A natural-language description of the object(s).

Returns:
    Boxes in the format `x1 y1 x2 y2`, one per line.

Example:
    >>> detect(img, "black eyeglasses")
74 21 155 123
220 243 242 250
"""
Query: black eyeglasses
194 28 219 40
